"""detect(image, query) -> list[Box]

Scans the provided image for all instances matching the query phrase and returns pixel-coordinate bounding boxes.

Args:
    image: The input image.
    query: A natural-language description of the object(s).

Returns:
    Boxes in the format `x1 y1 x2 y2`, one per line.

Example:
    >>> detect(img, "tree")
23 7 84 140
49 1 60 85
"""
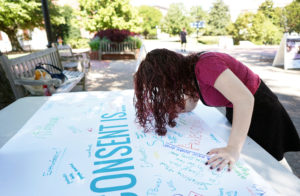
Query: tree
250 11 282 44
284 0 300 33
258 0 283 29
258 0 275 19
78 0 141 33
227 12 255 44
205 0 231 35
161 3 192 36
190 6 207 22
51 5 75 43
0 0 42 51
228 0 284 45
0 0 67 51
138 6 162 39
273 7 285 30
0 54 15 109
228 11 282 45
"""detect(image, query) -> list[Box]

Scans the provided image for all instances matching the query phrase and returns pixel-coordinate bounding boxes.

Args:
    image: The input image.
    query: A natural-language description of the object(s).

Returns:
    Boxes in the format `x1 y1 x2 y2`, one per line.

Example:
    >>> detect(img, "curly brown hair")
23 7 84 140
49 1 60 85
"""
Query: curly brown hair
133 48 200 136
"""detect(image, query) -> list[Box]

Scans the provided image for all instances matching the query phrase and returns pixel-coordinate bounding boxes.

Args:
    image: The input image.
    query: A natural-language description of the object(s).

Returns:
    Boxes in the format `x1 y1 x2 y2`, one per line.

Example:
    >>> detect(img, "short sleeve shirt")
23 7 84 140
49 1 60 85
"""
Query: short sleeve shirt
180 31 187 41
194 52 261 107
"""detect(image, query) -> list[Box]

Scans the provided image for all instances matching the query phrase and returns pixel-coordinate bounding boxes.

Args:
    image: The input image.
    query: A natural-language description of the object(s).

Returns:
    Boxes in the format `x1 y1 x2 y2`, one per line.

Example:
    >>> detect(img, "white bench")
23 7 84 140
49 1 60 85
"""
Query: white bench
0 46 85 99
57 45 91 71
99 42 137 60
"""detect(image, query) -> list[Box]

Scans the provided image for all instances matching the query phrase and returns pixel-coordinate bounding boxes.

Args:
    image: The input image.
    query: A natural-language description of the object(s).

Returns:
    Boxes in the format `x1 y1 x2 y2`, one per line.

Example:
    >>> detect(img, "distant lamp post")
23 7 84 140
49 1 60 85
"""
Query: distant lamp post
41 0 53 48
190 21 205 39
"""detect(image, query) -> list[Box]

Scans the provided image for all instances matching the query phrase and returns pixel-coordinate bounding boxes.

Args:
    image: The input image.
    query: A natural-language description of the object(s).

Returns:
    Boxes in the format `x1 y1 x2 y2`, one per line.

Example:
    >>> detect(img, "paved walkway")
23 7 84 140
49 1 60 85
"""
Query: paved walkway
85 60 137 91
78 40 300 178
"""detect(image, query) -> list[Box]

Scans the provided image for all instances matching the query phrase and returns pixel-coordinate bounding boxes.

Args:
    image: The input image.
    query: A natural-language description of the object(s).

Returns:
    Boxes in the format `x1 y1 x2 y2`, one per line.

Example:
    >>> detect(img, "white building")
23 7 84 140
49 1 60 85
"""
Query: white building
0 31 12 52
0 28 49 52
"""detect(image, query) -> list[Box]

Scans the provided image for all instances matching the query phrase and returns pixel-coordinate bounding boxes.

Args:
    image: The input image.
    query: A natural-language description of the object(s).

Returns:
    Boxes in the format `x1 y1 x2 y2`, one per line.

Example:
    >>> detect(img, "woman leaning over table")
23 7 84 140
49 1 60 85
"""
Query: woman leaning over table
133 48 300 172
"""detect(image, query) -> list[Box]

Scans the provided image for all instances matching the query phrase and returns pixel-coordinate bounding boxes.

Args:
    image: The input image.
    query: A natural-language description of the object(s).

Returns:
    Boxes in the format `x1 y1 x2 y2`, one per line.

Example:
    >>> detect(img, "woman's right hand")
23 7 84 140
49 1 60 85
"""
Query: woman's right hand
205 145 240 172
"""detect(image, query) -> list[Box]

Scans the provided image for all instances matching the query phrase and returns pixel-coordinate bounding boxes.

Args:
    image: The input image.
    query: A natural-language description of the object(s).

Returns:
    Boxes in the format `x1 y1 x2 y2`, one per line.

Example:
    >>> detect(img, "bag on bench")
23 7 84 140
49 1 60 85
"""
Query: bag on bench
35 63 67 84
22 63 68 96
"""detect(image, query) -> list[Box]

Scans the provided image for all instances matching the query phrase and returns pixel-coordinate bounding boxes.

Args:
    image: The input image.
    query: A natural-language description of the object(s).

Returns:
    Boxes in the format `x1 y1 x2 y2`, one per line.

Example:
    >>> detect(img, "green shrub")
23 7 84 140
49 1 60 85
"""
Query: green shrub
100 37 111 44
99 37 111 50
135 37 143 49
88 36 142 51
88 37 100 51
66 38 89 49
88 37 114 51
124 36 142 49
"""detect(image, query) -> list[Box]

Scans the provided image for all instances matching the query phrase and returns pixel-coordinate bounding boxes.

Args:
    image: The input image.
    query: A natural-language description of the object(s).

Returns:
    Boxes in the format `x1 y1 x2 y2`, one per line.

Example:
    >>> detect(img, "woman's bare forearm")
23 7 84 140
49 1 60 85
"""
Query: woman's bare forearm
228 96 254 152
206 69 256 170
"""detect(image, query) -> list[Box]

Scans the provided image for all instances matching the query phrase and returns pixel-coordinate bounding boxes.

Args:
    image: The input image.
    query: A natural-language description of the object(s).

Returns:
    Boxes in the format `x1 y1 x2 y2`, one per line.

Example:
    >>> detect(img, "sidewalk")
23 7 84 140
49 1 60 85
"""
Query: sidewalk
78 41 300 178
80 59 137 91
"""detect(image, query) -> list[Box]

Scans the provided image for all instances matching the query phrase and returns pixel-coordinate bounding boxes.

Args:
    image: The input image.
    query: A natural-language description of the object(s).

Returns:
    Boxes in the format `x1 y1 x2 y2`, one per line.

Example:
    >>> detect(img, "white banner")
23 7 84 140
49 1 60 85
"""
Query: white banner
0 91 277 195
273 33 300 70
285 36 300 69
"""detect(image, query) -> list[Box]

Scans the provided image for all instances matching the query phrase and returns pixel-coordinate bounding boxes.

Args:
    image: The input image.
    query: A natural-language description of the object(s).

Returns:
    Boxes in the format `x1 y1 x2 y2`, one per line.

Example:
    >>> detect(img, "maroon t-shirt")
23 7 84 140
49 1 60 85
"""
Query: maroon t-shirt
194 52 261 107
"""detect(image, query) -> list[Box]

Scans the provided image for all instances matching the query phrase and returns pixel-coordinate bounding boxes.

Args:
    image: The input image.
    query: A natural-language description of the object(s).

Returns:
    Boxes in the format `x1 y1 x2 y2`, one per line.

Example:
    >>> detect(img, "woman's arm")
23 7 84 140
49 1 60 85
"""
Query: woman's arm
206 69 254 171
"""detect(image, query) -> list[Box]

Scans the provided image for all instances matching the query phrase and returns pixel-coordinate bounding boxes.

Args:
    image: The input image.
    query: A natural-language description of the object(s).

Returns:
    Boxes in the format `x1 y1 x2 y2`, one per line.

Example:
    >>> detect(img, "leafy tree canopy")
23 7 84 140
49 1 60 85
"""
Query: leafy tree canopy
258 0 283 29
0 0 42 50
190 6 207 22
138 5 162 38
0 0 68 51
284 0 300 33
249 11 282 44
78 0 141 33
227 12 255 44
258 0 275 19
51 5 76 42
206 0 231 36
228 0 286 45
228 11 282 45
0 0 42 31
161 3 192 36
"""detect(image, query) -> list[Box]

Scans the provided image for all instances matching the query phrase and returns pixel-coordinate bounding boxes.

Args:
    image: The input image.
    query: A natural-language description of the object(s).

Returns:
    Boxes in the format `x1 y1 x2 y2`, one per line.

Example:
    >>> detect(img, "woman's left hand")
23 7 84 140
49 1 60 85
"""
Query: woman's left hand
205 146 240 172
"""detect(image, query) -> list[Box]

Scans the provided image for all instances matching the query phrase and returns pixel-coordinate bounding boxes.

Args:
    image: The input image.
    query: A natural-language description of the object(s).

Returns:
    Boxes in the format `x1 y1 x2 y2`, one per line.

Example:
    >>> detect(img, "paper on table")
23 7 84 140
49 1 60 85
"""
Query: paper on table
0 91 278 196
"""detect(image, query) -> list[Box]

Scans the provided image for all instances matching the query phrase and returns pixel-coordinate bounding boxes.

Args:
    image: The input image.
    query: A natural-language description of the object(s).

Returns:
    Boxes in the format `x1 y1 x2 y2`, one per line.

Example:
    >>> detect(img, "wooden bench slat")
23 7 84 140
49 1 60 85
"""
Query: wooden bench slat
25 60 34 77
20 63 28 78
99 41 137 60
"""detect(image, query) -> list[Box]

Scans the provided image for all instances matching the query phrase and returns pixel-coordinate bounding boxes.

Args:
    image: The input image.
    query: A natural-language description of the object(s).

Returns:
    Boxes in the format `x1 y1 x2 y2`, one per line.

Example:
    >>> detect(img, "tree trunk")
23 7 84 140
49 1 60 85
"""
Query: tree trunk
0 57 15 109
6 29 24 52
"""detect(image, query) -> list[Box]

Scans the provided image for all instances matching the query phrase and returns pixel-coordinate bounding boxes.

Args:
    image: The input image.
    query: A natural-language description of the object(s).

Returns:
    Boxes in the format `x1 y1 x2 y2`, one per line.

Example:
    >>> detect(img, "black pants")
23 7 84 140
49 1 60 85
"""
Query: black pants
225 80 300 160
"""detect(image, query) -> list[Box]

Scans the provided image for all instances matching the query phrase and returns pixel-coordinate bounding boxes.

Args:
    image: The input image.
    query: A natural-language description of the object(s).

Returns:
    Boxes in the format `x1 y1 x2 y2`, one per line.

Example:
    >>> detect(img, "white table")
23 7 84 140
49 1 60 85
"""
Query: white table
0 92 300 195
0 96 49 148
194 102 300 195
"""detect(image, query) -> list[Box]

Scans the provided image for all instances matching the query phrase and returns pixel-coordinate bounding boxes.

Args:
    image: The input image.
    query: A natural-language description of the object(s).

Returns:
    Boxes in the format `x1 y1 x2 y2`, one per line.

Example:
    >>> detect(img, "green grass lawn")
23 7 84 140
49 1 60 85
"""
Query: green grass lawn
197 36 220 45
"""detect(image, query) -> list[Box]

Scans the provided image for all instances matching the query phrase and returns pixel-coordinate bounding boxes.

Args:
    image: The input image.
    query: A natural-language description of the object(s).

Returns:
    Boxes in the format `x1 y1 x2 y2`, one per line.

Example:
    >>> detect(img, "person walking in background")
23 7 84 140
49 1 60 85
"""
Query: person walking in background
180 28 187 52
